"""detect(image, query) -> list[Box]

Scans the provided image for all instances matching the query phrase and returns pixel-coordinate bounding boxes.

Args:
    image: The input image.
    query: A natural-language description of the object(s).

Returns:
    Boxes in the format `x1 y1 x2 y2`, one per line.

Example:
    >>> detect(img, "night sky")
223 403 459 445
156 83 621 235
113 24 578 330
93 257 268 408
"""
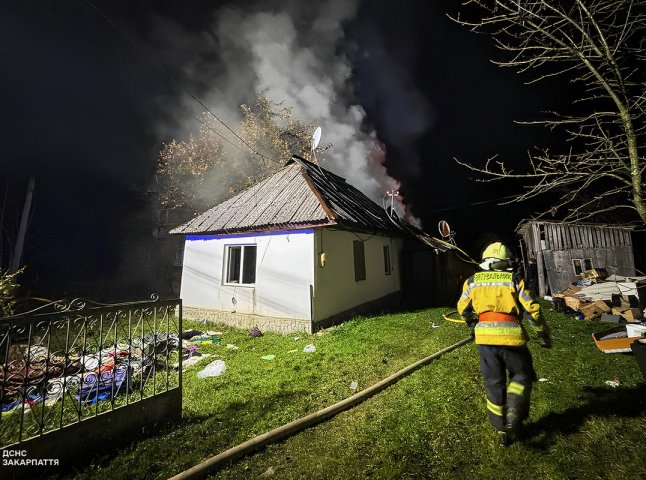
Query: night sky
0 0 588 299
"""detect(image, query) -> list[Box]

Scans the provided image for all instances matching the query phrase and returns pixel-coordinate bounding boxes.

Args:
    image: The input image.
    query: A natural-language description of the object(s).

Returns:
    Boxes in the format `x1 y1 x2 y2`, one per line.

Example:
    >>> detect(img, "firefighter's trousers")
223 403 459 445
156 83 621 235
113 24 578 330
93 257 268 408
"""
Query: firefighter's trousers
477 345 536 432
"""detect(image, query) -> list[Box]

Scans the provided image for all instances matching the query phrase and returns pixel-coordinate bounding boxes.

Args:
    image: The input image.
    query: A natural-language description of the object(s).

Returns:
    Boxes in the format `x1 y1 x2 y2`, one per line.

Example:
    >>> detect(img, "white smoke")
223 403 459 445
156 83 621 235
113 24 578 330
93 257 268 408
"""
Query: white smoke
163 0 402 205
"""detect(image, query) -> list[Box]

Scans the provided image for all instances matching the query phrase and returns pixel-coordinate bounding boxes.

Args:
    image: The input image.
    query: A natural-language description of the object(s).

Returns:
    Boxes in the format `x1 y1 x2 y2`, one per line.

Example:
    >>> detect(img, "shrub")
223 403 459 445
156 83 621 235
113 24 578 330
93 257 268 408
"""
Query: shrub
0 268 23 317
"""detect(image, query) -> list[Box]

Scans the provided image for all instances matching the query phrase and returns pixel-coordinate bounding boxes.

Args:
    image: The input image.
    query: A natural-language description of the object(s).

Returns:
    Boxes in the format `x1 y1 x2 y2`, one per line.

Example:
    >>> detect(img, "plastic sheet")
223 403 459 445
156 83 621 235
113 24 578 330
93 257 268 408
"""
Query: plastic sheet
197 360 226 378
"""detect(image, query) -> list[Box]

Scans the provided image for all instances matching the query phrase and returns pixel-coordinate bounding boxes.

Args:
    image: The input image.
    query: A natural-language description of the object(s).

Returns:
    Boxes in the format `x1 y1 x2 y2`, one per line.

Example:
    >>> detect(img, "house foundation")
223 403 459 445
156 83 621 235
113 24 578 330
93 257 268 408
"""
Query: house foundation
183 306 313 334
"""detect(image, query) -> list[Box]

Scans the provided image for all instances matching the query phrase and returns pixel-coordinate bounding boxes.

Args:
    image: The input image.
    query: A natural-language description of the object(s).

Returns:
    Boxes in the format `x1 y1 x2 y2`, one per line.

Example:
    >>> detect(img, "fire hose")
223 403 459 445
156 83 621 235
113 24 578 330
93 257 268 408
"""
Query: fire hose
168 336 473 480
442 310 466 323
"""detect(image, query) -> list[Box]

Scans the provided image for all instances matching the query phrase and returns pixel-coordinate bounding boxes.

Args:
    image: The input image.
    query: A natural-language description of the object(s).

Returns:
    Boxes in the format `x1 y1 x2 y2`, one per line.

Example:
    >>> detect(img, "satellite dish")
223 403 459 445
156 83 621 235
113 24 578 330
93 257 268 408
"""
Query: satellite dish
438 220 451 238
311 127 322 151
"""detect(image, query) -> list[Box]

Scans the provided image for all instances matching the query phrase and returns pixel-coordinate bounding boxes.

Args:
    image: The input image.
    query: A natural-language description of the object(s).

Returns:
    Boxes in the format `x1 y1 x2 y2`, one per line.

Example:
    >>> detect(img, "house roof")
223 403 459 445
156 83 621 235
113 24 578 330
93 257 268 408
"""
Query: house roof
170 155 408 236
516 219 634 236
516 219 634 254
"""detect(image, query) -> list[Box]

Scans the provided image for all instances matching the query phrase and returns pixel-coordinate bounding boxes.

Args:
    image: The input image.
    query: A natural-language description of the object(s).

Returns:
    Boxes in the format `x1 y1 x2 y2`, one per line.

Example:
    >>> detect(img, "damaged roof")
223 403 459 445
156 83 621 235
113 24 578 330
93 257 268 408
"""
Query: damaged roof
170 155 408 236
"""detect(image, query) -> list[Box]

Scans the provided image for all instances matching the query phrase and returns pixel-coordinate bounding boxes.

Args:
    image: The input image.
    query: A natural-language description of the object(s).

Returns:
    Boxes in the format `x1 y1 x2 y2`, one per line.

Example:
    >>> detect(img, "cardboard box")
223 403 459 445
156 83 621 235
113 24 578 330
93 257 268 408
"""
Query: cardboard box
579 300 611 320
611 307 645 323
564 295 583 311
580 268 609 281
594 326 645 353
555 285 582 297
554 285 584 311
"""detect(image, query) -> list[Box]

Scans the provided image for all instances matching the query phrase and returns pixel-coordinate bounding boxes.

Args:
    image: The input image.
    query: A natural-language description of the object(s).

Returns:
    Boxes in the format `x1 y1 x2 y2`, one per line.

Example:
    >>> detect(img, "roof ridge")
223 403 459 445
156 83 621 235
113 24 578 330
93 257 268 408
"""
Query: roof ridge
170 155 408 236
295 160 337 222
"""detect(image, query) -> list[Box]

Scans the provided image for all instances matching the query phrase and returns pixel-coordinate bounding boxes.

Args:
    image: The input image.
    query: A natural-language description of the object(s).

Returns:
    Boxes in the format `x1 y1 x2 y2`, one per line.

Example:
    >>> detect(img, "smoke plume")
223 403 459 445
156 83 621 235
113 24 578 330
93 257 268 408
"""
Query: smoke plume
158 0 406 211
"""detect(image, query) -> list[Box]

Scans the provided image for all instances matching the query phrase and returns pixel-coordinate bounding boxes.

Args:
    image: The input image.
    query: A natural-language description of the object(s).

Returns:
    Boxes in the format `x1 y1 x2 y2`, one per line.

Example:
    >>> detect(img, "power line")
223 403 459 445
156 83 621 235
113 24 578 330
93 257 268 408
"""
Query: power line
33 0 255 159
82 0 276 165
43 1 261 160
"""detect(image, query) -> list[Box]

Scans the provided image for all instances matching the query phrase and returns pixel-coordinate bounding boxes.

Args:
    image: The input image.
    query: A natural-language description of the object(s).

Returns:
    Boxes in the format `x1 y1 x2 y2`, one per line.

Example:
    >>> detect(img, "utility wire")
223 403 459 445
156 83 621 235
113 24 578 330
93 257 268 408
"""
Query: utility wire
33 1 256 160
82 0 276 165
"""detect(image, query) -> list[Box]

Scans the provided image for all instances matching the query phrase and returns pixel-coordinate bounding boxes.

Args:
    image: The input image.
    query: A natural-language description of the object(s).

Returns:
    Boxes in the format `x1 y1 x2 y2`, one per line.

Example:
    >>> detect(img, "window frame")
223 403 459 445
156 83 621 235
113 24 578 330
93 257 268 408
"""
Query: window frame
353 240 366 282
223 244 257 286
572 257 593 276
383 245 392 275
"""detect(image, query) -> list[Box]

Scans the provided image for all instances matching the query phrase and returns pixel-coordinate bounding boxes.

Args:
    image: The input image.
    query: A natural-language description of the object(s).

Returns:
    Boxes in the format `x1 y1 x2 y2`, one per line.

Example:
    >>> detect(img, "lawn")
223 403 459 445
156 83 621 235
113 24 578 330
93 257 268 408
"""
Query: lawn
54 304 645 480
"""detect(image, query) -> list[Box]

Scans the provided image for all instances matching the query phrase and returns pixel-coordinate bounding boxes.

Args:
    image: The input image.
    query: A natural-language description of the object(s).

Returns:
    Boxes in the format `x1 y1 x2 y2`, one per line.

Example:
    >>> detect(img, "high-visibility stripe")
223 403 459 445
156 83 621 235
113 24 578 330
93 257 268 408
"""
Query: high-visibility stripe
476 321 522 328
459 287 471 300
486 398 504 416
519 290 534 302
476 335 526 347
475 325 523 336
475 320 527 346
508 381 525 396
469 281 514 288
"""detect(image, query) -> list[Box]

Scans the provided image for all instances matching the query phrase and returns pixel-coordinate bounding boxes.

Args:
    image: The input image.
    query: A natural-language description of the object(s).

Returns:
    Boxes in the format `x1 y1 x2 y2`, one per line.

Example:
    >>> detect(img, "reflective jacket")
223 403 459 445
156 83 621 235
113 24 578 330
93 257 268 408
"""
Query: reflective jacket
457 270 549 347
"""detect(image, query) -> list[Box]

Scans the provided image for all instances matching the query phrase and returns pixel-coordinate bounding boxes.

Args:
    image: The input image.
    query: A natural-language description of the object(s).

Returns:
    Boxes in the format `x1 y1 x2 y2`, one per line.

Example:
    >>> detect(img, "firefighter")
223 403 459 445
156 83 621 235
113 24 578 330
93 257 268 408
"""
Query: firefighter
457 242 552 446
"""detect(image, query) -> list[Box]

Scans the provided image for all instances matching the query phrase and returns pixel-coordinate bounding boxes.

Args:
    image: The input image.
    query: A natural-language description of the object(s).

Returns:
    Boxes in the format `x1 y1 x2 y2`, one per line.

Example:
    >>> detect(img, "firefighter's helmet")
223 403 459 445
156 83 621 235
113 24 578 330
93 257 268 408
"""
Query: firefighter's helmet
479 242 513 271
481 242 512 261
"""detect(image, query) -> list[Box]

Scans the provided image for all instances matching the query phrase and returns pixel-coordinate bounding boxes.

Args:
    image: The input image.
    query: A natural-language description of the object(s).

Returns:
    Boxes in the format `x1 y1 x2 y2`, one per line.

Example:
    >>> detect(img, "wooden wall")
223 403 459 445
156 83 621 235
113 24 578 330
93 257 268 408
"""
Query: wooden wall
519 221 635 296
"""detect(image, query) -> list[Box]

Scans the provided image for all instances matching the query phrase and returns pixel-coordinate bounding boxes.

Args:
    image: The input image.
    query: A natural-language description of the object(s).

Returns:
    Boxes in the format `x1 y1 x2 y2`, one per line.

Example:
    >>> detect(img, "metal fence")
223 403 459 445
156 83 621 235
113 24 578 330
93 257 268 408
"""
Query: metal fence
0 295 181 448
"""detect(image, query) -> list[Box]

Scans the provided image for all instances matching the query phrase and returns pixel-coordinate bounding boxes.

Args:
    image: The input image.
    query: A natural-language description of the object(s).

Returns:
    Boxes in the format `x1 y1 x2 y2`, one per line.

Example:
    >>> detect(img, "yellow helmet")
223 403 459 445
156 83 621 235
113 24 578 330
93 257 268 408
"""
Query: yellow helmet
481 242 512 261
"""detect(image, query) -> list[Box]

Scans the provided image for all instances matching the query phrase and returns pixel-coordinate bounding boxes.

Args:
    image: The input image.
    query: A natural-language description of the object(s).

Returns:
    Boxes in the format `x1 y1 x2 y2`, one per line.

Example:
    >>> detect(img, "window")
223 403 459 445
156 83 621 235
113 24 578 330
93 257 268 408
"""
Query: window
353 240 366 281
383 245 392 275
584 258 593 271
225 245 257 284
572 258 593 275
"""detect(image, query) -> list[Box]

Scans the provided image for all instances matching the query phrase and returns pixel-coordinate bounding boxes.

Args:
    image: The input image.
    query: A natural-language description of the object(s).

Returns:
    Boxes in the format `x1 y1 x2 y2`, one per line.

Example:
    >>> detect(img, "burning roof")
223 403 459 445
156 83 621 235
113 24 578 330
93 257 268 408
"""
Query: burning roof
170 155 410 236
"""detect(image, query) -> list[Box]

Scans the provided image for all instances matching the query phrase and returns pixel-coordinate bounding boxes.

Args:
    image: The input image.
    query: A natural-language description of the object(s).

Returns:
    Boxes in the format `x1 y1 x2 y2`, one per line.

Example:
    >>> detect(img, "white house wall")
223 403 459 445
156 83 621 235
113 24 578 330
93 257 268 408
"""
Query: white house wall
312 228 402 321
180 230 314 320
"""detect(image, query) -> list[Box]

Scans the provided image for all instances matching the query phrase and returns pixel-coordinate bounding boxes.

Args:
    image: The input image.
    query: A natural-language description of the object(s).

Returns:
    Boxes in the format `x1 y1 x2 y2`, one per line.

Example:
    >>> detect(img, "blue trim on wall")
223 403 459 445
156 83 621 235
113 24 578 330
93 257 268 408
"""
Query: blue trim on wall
186 228 314 241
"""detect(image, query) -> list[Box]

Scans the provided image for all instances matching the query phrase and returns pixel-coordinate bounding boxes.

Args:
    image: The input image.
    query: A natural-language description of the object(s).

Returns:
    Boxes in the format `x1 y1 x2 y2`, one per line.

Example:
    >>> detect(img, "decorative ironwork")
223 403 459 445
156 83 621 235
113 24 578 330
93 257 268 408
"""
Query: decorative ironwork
0 296 182 448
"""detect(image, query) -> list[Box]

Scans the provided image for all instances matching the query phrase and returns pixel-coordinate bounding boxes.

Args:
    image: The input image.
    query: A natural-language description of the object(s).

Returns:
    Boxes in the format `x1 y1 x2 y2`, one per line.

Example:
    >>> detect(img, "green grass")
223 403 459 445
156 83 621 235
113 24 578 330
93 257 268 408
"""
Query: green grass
55 305 645 480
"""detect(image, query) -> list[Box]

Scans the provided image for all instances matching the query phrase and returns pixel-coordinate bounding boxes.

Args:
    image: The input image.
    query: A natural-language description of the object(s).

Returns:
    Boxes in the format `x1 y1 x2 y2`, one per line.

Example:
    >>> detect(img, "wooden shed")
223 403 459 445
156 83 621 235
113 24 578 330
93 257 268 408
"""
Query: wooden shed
517 220 636 297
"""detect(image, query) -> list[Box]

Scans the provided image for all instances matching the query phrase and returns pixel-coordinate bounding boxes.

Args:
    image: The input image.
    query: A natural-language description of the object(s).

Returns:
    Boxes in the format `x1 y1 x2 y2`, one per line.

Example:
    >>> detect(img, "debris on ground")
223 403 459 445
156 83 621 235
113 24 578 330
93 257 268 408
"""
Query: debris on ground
552 271 645 323
197 360 226 378
226 344 239 350
350 381 358 390
303 344 316 353
182 330 204 340
261 355 276 361
250 326 262 338
260 466 275 477
186 334 221 345
180 353 212 370
605 379 621 388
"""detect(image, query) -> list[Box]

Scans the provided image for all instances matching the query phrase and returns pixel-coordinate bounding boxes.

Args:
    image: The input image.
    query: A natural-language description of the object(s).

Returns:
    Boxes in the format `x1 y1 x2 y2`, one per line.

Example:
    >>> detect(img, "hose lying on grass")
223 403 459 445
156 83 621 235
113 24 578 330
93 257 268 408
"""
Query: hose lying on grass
169 335 473 480
442 310 466 323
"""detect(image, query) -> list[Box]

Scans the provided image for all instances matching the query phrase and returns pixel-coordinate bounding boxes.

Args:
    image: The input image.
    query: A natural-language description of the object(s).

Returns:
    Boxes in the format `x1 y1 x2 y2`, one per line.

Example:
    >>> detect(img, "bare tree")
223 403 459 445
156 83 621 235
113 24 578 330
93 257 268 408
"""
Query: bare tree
452 1 645 224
